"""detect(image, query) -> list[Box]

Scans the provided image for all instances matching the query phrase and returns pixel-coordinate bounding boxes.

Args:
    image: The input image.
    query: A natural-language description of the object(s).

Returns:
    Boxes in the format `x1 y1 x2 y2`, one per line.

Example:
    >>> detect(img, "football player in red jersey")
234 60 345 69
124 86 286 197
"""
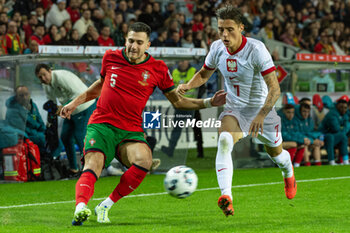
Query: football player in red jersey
61 22 226 225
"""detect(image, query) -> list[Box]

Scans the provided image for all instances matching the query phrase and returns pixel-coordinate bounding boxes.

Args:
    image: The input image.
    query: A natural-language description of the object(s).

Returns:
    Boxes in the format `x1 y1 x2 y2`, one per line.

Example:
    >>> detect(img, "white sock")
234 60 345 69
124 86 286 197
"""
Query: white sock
269 149 293 178
99 197 114 208
216 132 234 199
293 163 300 168
75 202 86 212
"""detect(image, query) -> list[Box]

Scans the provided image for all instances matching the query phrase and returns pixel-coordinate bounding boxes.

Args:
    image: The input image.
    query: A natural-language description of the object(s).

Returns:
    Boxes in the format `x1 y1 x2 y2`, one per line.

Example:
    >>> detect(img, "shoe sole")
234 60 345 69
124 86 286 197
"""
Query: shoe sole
72 209 91 226
218 197 234 216
95 206 111 223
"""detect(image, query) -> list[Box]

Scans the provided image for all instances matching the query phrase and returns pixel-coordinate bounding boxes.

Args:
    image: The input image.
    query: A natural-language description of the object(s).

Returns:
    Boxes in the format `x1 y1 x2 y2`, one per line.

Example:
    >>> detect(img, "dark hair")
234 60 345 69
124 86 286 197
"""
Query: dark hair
35 63 51 75
284 104 295 110
216 5 244 24
300 103 311 110
35 22 45 29
337 99 348 105
128 22 151 38
299 97 311 104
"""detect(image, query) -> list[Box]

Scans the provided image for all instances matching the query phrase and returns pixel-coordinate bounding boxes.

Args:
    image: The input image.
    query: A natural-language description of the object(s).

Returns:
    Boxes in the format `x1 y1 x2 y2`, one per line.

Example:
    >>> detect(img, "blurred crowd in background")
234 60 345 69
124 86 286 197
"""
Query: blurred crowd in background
0 0 349 56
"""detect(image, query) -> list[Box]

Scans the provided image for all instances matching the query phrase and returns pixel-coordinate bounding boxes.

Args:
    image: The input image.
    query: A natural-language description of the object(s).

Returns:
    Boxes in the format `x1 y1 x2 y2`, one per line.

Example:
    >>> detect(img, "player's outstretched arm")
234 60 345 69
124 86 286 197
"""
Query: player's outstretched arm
60 78 104 119
165 89 226 110
177 67 215 95
249 71 280 137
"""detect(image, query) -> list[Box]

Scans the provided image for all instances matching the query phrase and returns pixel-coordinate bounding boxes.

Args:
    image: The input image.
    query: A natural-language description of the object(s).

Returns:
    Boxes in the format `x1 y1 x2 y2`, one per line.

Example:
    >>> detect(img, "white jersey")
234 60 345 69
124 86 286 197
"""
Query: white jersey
204 36 276 109
204 36 282 145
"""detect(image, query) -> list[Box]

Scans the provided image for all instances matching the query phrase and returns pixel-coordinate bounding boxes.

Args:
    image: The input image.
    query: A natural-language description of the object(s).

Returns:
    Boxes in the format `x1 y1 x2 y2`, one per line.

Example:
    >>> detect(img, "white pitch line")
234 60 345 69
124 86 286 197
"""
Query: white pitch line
0 176 349 209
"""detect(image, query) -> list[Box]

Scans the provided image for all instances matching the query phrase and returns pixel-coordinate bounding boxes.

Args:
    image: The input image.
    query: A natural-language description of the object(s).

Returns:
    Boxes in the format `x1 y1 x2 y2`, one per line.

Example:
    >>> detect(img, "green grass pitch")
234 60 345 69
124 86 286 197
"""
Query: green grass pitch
1 149 350 233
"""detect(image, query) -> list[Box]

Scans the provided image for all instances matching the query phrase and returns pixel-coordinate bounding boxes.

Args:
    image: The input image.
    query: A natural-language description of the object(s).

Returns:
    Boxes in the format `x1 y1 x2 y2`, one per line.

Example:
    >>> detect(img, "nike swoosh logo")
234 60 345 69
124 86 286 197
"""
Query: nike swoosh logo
218 168 227 172
274 138 281 144
229 76 237 80
129 185 135 190
111 66 121 69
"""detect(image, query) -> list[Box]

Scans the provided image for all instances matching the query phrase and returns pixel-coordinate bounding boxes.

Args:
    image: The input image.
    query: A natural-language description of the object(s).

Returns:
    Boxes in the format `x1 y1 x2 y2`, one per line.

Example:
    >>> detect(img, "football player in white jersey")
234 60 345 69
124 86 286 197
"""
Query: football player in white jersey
177 5 296 217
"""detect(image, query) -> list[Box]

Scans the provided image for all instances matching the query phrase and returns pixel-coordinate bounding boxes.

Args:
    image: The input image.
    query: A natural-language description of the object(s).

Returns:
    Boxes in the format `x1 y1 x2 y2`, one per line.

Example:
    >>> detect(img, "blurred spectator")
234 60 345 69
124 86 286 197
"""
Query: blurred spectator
5 86 46 154
257 20 274 42
68 29 80 45
35 64 97 174
6 21 23 55
138 3 154 29
0 11 8 24
181 32 194 48
22 14 38 45
116 0 129 22
151 27 167 47
311 70 335 92
102 9 116 34
294 103 324 166
112 22 128 46
279 104 308 167
45 0 70 28
192 11 203 32
66 0 80 24
30 22 45 45
43 24 60 45
314 30 336 54
62 19 73 38
97 25 115 46
13 0 38 16
151 2 163 30
0 22 7 55
165 31 181 47
98 0 108 17
319 99 349 165
91 7 104 32
23 39 38 54
73 9 94 39
35 5 45 24
12 11 22 28
193 31 208 52
163 2 176 22
80 25 99 46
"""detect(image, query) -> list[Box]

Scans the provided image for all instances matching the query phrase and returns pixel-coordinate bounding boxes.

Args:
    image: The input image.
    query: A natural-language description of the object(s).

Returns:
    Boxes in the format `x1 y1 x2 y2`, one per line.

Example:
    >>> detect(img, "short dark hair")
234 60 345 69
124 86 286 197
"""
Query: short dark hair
300 103 311 110
299 97 311 104
35 63 51 75
216 5 244 24
337 99 348 105
128 22 151 38
284 104 295 110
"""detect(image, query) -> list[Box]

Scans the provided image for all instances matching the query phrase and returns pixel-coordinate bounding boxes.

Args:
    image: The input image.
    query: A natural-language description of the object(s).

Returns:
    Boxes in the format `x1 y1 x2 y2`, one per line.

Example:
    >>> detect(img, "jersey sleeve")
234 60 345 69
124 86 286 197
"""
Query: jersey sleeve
100 49 111 79
253 42 276 76
203 41 218 70
157 62 175 93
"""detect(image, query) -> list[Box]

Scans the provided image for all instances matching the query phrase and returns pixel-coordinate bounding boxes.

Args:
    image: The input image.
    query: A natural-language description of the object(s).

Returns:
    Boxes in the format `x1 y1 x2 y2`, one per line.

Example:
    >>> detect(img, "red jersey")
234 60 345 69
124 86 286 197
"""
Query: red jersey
97 36 115 47
88 49 175 132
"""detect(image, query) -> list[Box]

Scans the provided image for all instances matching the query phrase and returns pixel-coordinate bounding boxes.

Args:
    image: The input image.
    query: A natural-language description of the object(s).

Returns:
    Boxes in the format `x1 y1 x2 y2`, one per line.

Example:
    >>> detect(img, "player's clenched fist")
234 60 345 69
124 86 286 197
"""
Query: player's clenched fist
60 102 77 120
176 84 190 95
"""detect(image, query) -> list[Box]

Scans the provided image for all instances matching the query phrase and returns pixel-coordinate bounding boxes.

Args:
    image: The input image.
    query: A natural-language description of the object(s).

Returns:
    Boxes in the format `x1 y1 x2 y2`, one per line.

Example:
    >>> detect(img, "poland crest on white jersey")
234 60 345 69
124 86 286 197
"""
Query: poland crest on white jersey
204 36 276 109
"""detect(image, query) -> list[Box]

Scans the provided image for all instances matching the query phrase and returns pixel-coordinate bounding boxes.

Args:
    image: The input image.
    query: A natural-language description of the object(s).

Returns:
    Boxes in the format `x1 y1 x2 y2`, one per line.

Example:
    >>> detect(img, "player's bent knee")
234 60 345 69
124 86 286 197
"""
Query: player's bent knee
265 144 283 157
127 144 153 170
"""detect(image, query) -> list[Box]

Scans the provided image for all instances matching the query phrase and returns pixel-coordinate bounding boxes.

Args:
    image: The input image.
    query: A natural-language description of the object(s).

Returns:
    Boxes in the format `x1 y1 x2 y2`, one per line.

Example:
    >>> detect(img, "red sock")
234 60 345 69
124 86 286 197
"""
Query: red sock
287 148 297 161
294 148 305 164
75 170 97 205
109 164 148 203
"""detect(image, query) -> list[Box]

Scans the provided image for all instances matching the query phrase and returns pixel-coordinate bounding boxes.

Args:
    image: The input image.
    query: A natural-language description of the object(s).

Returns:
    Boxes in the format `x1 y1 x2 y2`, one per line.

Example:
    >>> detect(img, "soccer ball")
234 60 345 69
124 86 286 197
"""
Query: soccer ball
164 165 198 199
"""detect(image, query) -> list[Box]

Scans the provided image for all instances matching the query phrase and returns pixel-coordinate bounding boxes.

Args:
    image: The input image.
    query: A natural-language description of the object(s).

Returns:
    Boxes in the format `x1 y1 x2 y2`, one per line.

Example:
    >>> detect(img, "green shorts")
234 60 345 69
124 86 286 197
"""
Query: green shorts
83 123 149 167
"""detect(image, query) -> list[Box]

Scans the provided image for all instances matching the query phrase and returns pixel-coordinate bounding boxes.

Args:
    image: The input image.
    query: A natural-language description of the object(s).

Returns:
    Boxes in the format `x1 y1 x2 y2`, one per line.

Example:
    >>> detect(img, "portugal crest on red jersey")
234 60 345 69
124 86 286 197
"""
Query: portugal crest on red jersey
226 59 237 72
139 70 150 86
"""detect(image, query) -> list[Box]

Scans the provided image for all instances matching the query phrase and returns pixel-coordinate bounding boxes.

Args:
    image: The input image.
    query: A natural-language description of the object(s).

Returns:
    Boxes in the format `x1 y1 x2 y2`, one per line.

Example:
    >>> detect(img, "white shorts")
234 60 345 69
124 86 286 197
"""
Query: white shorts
218 107 282 147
